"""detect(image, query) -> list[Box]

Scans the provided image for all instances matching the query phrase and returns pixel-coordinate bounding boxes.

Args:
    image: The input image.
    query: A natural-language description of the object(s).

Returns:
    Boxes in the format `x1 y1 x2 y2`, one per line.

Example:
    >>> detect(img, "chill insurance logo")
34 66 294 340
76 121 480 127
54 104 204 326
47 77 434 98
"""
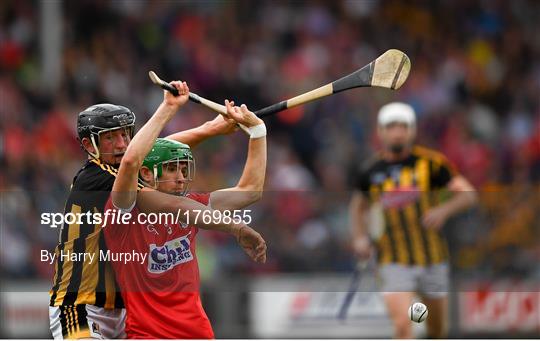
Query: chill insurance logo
148 235 193 274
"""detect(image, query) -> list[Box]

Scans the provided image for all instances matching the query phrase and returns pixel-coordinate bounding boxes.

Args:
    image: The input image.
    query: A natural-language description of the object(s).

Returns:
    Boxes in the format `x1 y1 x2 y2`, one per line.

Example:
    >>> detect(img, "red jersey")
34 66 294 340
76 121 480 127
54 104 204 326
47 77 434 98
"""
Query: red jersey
103 193 214 339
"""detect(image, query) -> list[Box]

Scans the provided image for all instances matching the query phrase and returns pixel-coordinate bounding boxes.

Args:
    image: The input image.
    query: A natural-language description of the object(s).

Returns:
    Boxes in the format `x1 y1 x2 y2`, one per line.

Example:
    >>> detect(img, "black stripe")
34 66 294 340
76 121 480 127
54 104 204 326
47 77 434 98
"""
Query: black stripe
114 284 124 308
384 211 398 263
62 237 87 305
415 201 432 265
59 306 68 337
94 233 107 307
76 304 89 330
49 243 65 306
79 217 94 240
398 209 414 265
106 231 125 308
391 55 407 90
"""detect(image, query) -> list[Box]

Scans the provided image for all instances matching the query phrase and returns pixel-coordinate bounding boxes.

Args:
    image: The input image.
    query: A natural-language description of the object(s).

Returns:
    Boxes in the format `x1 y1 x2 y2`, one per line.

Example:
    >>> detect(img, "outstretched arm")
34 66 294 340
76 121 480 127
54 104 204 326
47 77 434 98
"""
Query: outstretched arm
166 114 238 148
111 81 189 209
209 100 267 210
422 175 477 230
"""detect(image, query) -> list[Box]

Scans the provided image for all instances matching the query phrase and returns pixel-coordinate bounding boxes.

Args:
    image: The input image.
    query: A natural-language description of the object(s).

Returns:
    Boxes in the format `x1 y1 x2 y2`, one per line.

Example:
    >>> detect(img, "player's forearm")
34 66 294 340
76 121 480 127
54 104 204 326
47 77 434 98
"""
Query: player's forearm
437 175 478 218
166 121 215 148
236 136 267 193
349 192 369 239
208 137 266 210
436 190 477 218
112 103 177 208
124 103 177 167
351 209 369 239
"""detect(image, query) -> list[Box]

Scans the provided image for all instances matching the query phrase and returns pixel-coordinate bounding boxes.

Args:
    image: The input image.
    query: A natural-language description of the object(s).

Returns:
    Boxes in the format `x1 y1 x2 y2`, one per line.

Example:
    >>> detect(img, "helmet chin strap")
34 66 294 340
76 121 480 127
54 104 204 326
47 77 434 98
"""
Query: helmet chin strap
88 135 100 159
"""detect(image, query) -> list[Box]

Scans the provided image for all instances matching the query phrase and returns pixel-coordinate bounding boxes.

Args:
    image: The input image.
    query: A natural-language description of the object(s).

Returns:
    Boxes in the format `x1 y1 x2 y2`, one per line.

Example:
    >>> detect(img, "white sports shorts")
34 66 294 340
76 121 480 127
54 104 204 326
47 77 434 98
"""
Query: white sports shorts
49 304 126 339
379 263 449 298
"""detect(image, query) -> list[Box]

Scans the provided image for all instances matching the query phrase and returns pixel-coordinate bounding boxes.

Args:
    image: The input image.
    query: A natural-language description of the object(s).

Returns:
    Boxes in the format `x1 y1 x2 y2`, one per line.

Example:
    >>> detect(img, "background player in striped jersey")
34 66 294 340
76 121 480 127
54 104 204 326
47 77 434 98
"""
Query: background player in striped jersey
103 86 267 338
349 102 477 339
49 81 241 339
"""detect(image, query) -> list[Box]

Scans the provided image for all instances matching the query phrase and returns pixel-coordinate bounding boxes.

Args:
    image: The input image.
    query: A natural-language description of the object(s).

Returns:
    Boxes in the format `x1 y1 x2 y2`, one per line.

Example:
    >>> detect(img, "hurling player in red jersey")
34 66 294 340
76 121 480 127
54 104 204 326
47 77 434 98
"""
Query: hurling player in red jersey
103 80 267 339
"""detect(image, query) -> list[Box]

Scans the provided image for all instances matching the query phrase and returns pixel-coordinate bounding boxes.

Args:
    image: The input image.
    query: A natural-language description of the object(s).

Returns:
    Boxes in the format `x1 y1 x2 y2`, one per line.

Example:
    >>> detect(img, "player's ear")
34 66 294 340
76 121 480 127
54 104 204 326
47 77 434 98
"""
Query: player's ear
81 137 96 154
139 166 154 183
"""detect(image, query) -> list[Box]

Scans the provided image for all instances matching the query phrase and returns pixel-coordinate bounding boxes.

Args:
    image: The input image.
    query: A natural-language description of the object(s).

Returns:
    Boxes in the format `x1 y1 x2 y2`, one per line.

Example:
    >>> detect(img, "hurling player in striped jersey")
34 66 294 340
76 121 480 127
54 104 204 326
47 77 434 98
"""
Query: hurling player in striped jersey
49 85 243 339
350 102 477 338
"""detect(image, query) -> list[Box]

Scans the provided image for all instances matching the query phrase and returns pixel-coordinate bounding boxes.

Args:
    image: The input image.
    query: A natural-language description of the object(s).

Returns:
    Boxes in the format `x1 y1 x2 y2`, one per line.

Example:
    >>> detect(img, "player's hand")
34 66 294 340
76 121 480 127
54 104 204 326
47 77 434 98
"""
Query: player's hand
236 225 267 263
224 99 264 127
422 206 449 230
207 114 238 135
352 235 373 261
163 81 189 109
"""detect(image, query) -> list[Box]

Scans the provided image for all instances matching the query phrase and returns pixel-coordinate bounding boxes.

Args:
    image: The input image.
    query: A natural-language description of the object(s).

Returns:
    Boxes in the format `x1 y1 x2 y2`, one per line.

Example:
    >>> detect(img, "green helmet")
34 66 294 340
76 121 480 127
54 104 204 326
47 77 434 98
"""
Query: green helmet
142 138 195 195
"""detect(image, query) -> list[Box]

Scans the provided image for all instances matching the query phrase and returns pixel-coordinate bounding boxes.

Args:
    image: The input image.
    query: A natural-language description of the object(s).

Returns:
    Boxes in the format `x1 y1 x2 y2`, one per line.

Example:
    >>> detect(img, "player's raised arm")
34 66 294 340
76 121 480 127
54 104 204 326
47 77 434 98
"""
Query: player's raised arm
209 100 267 210
112 81 190 209
166 114 238 148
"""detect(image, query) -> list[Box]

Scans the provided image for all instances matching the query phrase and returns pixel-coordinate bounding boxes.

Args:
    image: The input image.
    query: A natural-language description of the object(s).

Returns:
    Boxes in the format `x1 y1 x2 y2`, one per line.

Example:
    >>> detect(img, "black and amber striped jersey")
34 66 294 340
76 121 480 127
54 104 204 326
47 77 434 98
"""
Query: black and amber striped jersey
354 145 458 266
49 158 144 308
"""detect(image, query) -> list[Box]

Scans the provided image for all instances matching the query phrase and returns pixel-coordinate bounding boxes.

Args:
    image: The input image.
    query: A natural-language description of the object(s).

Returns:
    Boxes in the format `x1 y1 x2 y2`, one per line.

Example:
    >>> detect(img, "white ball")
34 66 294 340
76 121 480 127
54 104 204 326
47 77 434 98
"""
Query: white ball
408 302 428 323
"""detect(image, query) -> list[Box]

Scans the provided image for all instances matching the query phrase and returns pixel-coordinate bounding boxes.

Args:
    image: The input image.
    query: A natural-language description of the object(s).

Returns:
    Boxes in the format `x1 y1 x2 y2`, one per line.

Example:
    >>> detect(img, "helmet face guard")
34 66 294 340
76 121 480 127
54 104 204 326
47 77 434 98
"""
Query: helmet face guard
154 158 195 197
87 125 135 160
142 138 195 196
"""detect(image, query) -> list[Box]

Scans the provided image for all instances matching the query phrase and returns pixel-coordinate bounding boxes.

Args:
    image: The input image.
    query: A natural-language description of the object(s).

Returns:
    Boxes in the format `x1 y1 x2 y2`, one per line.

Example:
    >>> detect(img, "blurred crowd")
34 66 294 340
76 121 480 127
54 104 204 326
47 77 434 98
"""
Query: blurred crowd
1 0 539 282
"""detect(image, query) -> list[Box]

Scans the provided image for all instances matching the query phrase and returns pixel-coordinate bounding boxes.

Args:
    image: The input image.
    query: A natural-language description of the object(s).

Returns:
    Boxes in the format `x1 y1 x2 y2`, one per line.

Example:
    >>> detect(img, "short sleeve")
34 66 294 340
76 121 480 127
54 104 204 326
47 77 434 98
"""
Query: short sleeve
430 156 458 189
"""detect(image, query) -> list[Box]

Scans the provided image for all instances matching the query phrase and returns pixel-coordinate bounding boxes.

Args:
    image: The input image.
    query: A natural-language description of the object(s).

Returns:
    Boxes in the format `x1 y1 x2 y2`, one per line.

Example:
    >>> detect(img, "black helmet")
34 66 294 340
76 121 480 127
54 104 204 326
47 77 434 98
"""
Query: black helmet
77 103 136 159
